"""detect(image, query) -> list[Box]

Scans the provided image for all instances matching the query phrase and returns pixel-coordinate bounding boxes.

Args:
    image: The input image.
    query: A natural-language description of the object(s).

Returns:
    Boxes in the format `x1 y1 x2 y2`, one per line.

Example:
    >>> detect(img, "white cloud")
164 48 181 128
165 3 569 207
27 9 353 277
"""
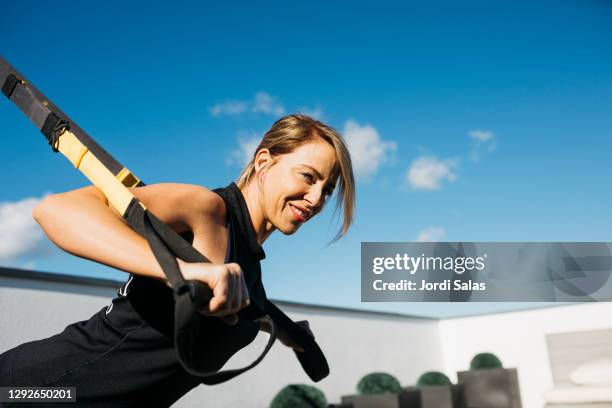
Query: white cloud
227 133 261 167
252 92 285 116
209 100 247 117
209 92 285 117
407 156 458 190
297 105 324 120
209 93 326 120
468 129 497 162
343 120 397 179
416 227 447 242
469 130 493 142
0 195 52 262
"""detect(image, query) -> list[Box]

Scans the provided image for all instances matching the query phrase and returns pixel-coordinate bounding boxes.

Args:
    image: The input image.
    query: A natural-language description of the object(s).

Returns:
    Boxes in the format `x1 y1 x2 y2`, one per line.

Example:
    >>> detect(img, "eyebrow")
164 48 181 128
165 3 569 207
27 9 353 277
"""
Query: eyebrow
300 164 337 191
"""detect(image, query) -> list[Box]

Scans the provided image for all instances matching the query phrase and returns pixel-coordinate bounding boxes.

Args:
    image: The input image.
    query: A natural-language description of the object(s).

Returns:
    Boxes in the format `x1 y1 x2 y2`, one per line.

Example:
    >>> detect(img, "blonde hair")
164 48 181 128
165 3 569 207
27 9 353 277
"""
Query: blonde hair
237 114 355 242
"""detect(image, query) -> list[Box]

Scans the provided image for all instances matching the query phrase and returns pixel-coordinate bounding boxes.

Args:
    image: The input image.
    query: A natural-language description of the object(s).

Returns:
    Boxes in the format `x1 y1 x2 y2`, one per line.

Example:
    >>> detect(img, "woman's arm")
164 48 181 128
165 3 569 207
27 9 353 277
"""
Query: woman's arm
33 183 249 321
33 183 194 281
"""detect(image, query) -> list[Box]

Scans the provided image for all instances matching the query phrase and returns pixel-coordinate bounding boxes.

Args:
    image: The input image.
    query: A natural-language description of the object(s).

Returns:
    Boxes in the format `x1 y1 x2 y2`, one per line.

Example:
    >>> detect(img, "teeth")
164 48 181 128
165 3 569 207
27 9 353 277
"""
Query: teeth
291 205 307 218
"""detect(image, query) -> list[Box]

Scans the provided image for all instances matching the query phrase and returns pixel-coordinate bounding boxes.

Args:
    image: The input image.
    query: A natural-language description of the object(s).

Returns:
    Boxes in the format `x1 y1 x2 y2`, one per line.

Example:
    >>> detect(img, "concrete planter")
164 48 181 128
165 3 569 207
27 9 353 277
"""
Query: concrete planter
340 387 438 408
457 368 522 408
341 394 401 408
401 385 466 408
340 384 466 408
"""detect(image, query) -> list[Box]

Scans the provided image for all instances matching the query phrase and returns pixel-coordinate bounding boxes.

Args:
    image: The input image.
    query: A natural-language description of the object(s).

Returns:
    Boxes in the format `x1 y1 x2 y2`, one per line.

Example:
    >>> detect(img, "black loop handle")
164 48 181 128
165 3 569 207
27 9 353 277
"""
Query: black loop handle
187 280 214 310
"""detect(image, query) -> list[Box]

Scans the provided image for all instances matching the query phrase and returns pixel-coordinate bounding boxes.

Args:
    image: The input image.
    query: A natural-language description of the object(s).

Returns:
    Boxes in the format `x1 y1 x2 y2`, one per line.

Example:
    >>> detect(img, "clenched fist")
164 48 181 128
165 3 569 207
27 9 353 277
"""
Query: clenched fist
178 260 250 325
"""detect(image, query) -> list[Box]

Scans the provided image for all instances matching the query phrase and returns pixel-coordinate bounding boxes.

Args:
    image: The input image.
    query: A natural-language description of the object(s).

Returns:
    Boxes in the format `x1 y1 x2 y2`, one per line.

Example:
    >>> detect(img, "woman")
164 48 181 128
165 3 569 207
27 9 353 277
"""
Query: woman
0 114 355 406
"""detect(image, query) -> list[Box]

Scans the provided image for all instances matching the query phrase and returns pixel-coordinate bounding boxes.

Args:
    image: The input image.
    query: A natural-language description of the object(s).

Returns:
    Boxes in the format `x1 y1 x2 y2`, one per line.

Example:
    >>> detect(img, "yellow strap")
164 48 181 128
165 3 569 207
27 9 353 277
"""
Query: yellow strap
56 130 146 214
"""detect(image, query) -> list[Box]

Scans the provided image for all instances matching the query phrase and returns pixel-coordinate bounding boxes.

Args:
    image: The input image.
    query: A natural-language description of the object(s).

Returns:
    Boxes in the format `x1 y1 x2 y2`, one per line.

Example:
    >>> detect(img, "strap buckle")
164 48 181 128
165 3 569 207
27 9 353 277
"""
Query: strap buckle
41 112 70 152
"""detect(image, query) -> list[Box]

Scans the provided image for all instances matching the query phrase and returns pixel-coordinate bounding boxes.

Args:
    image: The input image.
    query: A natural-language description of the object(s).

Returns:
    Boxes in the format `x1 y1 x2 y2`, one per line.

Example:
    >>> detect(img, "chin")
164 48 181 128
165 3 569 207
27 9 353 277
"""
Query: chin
278 222 301 235
282 228 300 236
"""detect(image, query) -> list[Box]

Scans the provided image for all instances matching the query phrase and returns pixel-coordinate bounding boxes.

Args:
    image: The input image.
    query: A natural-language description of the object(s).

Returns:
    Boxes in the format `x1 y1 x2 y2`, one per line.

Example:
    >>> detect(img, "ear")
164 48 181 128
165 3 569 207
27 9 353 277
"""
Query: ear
253 148 273 175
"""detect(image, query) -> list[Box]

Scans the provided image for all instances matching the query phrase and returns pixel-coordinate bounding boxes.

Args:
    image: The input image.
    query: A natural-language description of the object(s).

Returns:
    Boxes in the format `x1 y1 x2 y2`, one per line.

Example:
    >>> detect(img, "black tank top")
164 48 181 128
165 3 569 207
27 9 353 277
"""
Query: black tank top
123 182 268 338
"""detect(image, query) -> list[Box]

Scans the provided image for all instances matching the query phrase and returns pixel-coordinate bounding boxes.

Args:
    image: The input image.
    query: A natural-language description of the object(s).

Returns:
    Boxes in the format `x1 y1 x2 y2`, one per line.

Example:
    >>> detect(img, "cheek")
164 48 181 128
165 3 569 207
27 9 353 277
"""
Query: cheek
262 176 287 215
262 170 307 221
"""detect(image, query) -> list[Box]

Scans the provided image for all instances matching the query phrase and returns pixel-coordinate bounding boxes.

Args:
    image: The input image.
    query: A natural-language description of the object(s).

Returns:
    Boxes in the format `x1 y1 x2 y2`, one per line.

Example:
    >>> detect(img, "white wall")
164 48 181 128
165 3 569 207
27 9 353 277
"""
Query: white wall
7 272 609 408
439 302 612 408
0 275 444 407
0 277 117 352
180 305 445 407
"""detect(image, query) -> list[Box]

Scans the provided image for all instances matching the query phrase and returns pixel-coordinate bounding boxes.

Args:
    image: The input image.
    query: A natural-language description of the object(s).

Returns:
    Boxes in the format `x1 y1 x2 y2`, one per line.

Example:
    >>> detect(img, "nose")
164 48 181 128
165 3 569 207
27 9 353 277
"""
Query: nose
305 185 326 212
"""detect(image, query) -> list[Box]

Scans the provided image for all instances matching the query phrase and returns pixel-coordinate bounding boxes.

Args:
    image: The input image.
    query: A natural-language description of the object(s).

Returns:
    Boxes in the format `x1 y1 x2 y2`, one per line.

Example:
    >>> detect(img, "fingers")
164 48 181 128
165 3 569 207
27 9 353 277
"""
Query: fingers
229 264 244 312
190 262 250 321
211 263 250 313
228 262 250 309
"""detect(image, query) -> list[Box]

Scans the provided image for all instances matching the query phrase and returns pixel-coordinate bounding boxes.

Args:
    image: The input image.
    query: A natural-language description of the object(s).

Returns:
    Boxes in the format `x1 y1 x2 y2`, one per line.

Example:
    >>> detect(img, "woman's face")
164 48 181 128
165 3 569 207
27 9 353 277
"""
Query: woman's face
257 140 338 235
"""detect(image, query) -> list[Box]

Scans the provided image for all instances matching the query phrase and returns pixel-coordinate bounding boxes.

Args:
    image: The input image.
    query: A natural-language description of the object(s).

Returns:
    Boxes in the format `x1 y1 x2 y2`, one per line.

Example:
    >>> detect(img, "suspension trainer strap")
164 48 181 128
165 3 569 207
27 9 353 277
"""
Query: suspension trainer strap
0 56 329 383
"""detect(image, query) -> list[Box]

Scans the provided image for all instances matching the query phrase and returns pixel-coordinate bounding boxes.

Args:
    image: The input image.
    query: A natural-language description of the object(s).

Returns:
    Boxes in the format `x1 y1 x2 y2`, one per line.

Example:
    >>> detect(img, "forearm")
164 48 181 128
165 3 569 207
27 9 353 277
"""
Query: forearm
33 189 168 282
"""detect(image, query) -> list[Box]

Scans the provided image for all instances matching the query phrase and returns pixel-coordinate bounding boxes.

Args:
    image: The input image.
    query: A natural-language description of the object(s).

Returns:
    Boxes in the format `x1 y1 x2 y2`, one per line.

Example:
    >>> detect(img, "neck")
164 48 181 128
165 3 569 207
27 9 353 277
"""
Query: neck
240 181 276 245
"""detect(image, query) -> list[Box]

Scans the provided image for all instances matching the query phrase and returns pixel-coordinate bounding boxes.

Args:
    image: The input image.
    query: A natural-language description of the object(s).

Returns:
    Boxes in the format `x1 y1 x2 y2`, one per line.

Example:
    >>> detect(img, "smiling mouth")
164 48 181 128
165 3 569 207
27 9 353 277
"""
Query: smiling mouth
289 204 309 222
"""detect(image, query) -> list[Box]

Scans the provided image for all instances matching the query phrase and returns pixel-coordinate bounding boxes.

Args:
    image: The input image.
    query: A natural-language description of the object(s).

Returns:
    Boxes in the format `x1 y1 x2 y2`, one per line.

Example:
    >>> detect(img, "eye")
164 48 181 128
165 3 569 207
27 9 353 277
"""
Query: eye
301 172 315 184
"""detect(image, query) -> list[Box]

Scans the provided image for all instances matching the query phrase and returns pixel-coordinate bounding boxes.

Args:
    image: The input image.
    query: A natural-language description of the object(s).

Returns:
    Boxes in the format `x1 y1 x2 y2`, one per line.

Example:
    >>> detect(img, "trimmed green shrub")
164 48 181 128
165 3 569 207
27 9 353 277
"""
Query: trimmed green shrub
470 352 503 370
270 384 327 408
357 372 402 395
416 371 452 386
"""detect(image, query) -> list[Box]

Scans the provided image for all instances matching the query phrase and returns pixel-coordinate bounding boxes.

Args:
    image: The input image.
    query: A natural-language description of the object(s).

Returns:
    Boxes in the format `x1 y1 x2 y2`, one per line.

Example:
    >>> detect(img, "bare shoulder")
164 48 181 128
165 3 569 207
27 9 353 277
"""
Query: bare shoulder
181 184 227 227
128 183 226 232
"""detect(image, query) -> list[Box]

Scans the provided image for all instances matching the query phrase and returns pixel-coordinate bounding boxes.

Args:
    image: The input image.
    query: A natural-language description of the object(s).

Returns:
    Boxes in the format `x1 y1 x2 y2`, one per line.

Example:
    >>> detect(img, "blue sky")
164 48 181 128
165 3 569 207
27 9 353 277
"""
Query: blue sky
1 0 610 318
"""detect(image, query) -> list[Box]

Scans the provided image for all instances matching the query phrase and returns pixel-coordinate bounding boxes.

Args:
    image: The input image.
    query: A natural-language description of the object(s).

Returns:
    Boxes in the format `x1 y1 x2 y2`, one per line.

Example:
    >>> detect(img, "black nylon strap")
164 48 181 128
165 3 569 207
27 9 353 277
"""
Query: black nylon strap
128 199 277 382
1 73 19 98
0 57 125 175
124 199 190 290
265 299 329 382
